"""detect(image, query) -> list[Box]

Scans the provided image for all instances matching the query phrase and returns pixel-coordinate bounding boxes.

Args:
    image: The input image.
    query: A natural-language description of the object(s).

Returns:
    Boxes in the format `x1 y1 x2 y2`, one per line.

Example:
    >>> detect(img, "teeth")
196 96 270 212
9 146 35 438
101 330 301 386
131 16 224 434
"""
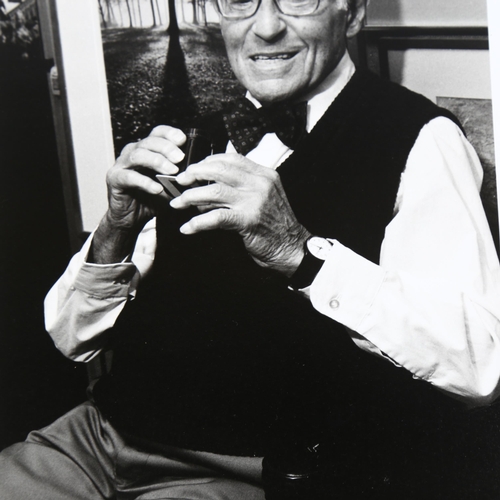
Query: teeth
253 54 292 60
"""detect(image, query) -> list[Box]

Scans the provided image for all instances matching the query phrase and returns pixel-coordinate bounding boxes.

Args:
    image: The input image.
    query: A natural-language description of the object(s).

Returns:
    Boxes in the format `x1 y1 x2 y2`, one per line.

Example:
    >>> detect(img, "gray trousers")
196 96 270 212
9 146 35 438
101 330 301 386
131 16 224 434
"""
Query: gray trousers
0 402 265 500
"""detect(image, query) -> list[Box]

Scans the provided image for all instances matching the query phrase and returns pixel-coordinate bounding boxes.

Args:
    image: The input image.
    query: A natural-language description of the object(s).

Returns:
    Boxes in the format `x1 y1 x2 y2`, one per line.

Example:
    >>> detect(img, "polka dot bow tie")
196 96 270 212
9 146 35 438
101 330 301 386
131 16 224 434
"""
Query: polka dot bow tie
222 98 308 156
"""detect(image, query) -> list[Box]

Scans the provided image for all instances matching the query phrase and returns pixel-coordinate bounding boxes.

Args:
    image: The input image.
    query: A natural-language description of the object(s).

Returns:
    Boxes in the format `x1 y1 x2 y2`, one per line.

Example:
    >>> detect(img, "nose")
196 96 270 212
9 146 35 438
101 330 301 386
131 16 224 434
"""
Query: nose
251 0 287 42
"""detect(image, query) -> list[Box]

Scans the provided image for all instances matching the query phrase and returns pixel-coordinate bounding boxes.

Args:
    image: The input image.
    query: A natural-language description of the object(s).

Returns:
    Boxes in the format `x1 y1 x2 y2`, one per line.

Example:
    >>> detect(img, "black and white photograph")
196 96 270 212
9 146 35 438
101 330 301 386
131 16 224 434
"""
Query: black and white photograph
1 0 500 498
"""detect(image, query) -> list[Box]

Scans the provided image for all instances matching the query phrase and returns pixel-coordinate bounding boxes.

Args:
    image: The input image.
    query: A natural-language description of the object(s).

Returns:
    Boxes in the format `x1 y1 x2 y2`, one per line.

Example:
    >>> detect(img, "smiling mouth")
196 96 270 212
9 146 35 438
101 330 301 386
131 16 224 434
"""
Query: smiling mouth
251 52 297 61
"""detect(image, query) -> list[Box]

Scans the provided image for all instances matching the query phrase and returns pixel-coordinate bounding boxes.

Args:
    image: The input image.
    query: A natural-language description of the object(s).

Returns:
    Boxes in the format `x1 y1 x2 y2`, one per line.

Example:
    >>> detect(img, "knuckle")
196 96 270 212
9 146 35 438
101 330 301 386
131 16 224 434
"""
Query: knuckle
128 149 138 164
106 167 122 188
210 182 223 198
107 163 121 177
121 143 135 156
138 137 151 149
267 169 279 181
151 154 162 169
163 141 178 157
151 125 165 135
255 175 271 192
262 169 279 188
151 125 183 140
216 209 229 224
216 160 230 174
105 169 114 184
128 149 143 165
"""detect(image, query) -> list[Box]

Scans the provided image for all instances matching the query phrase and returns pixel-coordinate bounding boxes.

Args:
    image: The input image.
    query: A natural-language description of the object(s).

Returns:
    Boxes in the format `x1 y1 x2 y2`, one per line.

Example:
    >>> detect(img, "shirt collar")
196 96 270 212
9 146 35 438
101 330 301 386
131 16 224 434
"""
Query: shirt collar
245 51 356 133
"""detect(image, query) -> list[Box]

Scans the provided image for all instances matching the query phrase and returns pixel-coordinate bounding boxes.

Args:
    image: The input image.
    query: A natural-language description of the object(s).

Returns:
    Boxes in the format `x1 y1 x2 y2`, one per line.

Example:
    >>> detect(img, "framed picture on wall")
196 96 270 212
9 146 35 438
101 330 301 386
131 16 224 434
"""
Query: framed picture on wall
99 0 243 156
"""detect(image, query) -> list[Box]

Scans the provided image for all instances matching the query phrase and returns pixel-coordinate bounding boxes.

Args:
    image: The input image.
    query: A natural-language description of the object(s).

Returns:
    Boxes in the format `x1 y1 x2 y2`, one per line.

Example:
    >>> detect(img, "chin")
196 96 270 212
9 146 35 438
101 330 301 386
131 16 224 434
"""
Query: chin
248 83 303 104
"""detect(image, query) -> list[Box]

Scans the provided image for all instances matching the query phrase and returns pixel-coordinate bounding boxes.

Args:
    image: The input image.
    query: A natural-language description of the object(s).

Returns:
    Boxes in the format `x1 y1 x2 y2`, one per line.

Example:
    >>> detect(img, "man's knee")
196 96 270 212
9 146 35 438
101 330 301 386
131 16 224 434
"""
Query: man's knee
0 403 116 500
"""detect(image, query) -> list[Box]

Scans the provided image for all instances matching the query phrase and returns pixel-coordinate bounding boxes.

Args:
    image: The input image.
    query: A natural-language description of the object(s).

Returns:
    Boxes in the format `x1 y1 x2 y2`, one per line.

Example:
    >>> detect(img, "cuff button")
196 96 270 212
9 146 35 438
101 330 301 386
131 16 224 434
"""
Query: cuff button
329 299 340 309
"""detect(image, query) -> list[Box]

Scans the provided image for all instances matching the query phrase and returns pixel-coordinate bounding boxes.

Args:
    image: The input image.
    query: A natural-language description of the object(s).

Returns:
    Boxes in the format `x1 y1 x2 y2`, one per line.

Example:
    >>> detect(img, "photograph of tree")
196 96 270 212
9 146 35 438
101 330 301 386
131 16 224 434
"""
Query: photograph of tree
99 0 244 154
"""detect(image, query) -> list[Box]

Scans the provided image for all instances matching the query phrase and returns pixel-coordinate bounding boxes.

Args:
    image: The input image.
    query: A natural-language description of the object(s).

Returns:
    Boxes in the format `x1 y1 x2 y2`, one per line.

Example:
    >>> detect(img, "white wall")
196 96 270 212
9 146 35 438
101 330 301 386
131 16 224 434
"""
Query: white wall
387 49 491 102
367 0 488 27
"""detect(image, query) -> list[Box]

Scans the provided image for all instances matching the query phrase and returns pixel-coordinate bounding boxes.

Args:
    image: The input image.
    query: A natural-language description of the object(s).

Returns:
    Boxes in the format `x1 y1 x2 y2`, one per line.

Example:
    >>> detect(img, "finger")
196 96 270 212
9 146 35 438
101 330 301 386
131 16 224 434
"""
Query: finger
179 208 241 234
170 183 238 210
154 189 174 204
120 142 137 156
149 125 186 146
136 136 185 166
196 205 217 213
110 167 165 196
122 147 179 176
176 154 258 187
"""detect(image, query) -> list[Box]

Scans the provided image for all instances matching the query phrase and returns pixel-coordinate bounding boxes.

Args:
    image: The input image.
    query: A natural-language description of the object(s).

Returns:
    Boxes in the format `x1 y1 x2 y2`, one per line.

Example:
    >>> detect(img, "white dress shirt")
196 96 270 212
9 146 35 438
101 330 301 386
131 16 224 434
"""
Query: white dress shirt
44 53 500 406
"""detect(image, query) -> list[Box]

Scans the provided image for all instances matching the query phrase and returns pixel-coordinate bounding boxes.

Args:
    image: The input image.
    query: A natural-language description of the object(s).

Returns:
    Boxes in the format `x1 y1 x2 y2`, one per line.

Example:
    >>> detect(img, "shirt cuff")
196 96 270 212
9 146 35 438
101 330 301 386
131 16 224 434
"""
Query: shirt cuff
74 262 138 299
309 241 385 332
66 228 142 299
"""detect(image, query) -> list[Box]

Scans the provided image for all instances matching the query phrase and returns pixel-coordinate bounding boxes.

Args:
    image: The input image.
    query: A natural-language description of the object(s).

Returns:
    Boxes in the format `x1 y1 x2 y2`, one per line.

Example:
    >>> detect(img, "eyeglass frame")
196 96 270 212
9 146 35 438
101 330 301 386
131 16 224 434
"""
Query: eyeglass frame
216 0 323 20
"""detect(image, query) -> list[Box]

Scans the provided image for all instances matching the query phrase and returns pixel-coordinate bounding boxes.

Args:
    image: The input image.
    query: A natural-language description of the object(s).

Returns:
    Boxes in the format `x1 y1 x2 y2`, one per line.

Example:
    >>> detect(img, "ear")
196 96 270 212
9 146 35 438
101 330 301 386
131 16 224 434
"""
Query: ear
346 0 367 39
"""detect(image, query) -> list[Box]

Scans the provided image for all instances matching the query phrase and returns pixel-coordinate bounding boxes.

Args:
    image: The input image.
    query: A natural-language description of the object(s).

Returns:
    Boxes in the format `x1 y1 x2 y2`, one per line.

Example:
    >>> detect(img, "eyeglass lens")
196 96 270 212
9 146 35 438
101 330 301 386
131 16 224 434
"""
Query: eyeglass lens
218 0 320 18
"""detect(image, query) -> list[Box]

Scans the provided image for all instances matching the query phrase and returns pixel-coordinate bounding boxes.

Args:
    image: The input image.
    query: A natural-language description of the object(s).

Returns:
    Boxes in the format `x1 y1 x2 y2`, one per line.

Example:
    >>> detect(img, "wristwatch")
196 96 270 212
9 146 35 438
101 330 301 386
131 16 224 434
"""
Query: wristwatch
289 236 333 290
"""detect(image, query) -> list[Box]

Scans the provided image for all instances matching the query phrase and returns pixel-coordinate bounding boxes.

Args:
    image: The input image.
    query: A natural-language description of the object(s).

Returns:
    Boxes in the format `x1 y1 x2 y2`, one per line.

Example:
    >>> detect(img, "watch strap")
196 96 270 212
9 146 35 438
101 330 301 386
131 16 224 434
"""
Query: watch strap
289 238 327 290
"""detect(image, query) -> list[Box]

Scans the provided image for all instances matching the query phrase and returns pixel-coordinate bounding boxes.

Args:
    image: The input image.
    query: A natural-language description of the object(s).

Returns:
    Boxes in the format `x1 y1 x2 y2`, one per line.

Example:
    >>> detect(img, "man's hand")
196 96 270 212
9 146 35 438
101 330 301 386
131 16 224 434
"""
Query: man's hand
170 154 311 277
91 126 186 264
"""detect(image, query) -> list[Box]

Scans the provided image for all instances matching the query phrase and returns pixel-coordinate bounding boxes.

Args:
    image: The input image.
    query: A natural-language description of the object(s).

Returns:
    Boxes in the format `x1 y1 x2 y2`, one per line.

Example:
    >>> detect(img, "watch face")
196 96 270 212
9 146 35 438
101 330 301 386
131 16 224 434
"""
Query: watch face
307 236 333 260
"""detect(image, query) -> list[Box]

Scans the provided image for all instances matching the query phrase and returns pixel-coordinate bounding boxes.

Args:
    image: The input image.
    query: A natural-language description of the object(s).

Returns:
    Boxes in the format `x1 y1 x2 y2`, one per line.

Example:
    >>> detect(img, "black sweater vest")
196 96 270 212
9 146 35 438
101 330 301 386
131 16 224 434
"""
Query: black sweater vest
93 71 463 457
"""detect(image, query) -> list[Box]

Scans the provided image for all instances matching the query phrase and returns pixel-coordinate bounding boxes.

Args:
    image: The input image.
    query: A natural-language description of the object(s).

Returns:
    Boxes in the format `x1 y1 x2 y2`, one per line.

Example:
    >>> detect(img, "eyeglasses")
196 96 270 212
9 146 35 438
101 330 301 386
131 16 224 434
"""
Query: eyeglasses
217 0 322 20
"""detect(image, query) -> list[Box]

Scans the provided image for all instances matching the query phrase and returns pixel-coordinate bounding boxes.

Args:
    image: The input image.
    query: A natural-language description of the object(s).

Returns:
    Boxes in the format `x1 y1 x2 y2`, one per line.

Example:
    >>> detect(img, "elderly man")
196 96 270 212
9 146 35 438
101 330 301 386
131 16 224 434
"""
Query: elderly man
2 0 500 498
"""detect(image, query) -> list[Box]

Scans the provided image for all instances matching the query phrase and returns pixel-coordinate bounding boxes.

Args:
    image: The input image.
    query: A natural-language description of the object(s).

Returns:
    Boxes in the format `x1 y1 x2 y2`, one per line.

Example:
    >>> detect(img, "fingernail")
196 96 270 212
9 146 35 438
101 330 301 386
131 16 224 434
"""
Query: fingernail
172 149 185 163
166 163 179 174
173 131 186 144
170 197 180 208
179 223 189 234
152 183 164 194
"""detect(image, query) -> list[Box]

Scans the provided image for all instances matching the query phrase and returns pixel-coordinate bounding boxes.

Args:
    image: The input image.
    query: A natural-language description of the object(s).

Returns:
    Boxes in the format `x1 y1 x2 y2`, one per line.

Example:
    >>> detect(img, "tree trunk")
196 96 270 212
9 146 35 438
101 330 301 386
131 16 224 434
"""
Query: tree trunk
149 0 157 26
201 0 207 26
106 0 117 25
116 0 124 26
130 0 137 25
124 0 134 27
136 0 143 26
154 0 163 24
191 0 198 25
179 0 185 24
167 0 179 35
98 0 107 28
